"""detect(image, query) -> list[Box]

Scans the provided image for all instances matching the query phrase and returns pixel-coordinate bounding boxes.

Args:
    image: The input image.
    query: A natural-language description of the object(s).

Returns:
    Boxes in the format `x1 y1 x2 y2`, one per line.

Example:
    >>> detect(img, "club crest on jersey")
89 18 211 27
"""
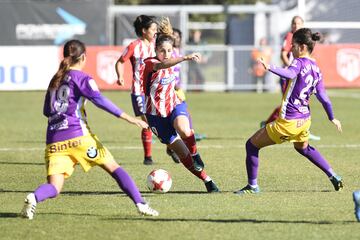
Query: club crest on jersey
87 147 98 159
160 75 176 85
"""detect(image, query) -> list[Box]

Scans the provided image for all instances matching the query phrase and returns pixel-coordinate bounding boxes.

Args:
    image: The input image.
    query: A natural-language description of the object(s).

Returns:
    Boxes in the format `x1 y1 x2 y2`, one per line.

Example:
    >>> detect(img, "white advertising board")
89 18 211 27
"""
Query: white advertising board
0 46 59 90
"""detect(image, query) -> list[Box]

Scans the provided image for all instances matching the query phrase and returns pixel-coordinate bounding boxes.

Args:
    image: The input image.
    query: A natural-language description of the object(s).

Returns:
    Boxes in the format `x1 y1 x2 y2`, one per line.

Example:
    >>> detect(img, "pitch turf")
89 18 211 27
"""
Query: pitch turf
1 90 359 239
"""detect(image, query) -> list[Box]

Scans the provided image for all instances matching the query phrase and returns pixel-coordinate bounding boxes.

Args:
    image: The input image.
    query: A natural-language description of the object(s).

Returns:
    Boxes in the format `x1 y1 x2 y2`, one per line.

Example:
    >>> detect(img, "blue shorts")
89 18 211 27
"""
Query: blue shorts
131 94 145 116
146 103 190 144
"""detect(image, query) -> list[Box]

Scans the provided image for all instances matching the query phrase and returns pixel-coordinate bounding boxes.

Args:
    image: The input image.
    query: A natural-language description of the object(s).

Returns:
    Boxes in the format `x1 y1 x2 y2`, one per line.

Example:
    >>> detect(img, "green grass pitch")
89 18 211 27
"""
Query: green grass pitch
0 90 359 239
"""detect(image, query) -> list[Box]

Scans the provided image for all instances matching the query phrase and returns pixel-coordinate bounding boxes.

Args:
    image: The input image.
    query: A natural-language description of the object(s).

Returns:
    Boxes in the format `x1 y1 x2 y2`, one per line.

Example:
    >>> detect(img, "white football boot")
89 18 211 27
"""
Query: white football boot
21 193 37 220
136 203 159 216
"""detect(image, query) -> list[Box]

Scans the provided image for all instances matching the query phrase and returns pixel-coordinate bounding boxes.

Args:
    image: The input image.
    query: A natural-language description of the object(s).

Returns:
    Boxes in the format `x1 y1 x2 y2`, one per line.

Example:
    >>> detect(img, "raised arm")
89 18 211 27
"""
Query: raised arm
258 57 298 79
153 53 201 71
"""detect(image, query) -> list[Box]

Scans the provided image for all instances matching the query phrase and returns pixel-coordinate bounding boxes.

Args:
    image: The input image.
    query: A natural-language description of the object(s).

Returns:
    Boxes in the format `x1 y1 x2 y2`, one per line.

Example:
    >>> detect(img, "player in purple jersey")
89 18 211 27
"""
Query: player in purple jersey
235 28 343 195
21 40 158 220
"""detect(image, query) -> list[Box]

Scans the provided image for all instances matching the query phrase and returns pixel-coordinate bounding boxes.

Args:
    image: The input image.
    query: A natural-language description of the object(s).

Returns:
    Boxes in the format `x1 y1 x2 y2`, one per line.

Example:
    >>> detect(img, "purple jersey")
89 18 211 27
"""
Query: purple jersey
43 70 123 144
269 57 334 120
172 47 182 88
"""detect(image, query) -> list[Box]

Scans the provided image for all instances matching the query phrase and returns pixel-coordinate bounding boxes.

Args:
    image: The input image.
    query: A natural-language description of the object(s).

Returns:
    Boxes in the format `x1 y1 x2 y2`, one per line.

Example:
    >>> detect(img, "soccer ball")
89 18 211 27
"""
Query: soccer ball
146 169 172 193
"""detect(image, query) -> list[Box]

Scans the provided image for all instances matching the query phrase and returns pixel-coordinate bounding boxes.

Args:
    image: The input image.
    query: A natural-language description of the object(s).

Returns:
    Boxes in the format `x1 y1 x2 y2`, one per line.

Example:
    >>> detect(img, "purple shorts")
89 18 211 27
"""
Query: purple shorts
146 102 190 144
131 94 145 116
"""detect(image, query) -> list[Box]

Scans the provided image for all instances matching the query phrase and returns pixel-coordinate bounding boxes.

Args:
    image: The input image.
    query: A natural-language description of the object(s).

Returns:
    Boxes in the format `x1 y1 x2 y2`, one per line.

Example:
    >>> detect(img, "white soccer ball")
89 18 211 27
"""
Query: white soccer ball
146 169 172 193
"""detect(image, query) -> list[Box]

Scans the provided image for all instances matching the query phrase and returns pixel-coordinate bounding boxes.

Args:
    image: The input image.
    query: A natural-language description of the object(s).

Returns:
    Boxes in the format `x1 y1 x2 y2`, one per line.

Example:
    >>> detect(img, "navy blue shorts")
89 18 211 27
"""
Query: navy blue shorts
146 103 190 144
131 94 145 116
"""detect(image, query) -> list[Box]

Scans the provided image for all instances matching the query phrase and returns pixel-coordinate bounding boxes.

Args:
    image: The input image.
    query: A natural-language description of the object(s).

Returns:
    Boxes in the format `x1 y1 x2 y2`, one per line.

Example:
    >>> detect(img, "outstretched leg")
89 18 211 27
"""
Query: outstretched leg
102 160 159 216
21 174 62 220
168 138 219 193
174 114 204 171
294 141 343 191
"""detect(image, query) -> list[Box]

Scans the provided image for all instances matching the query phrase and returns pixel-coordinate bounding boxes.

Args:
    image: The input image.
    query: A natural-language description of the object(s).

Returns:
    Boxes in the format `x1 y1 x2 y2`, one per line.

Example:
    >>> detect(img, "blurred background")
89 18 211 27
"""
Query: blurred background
1 0 359 92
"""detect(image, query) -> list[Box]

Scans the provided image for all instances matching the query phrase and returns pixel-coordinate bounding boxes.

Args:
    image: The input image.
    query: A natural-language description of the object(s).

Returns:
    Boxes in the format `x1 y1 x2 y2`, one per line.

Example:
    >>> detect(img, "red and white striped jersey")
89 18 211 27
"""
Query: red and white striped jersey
120 39 155 95
143 57 181 117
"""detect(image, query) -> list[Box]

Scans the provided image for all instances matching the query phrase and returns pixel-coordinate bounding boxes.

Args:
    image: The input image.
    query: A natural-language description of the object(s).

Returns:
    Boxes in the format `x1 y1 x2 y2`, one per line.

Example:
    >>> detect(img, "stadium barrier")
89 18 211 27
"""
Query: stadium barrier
0 44 359 91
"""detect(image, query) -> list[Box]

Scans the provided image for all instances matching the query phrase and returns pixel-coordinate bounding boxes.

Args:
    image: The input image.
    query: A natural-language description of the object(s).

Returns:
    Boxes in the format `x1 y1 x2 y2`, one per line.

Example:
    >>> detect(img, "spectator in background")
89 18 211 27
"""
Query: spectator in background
250 37 272 93
187 30 210 90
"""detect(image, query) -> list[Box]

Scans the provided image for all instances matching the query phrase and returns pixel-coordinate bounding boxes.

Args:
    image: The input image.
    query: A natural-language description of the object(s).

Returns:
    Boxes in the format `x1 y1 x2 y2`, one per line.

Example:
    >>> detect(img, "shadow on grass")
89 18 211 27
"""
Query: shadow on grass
0 212 19 218
105 216 356 225
1 212 355 225
0 189 220 195
0 161 44 166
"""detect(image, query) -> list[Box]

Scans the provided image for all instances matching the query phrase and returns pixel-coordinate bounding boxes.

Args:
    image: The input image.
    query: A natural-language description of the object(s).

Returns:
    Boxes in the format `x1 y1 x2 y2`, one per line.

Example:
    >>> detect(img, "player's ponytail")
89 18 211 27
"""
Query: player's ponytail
158 17 173 36
48 39 85 91
156 17 174 49
311 32 321 41
293 28 319 54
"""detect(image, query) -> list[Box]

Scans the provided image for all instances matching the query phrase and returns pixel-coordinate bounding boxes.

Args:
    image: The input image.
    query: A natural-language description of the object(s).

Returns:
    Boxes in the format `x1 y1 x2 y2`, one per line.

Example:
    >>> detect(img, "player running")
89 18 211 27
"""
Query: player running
143 18 219 193
235 28 343 195
21 39 159 220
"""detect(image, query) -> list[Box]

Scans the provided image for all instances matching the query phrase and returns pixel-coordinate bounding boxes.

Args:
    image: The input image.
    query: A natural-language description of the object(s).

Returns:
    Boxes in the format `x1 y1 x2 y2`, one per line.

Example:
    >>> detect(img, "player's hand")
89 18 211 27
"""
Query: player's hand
258 57 270 70
186 53 201 63
117 78 125 86
331 118 342 132
132 119 149 129
120 113 149 129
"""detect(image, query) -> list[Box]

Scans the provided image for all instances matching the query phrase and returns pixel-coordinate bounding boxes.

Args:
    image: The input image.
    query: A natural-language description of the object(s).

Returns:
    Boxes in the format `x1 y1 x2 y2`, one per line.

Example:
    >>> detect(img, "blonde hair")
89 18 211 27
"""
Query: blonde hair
158 17 173 35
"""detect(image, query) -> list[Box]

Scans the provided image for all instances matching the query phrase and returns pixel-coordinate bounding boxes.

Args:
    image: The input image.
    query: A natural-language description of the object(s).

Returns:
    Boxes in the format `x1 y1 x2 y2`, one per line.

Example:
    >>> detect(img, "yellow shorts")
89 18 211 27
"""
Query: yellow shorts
45 135 114 178
266 117 311 144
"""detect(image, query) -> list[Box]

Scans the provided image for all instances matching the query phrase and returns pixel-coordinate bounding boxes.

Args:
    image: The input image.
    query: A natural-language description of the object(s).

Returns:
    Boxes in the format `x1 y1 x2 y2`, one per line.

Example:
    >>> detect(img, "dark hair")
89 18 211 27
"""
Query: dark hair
133 15 157 37
48 39 86 91
155 34 174 49
292 28 321 53
291 15 304 25
173 28 182 39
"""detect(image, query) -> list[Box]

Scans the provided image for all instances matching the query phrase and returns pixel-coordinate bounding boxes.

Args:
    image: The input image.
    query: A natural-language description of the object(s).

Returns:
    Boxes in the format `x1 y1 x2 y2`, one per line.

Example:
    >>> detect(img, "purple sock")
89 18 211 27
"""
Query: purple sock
34 183 58 203
245 139 259 186
111 167 144 204
295 145 335 177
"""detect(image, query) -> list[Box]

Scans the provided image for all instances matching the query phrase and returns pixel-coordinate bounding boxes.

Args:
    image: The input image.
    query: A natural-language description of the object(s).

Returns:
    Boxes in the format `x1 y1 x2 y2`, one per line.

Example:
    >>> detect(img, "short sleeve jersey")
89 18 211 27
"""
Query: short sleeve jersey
280 57 323 120
143 57 180 117
120 39 156 95
43 70 101 144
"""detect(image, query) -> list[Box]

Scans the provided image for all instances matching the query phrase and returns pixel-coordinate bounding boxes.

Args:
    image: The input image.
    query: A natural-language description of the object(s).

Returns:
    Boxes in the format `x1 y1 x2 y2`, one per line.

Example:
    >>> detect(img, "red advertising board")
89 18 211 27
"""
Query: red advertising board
313 44 360 88
83 46 132 90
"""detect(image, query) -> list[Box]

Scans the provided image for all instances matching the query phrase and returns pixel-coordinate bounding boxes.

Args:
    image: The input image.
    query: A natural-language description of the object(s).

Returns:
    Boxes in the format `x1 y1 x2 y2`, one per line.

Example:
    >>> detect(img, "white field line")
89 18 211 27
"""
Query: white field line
327 91 360 99
0 144 359 152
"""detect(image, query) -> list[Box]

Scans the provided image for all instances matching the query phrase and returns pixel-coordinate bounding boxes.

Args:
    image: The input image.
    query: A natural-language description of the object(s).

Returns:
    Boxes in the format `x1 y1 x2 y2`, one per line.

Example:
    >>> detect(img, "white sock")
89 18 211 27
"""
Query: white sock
204 176 212 183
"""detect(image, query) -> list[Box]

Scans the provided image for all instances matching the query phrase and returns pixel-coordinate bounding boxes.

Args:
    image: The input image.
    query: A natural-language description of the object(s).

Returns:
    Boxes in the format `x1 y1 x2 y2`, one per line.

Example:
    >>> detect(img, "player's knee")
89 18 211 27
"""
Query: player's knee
246 139 259 152
178 128 192 138
294 144 313 155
